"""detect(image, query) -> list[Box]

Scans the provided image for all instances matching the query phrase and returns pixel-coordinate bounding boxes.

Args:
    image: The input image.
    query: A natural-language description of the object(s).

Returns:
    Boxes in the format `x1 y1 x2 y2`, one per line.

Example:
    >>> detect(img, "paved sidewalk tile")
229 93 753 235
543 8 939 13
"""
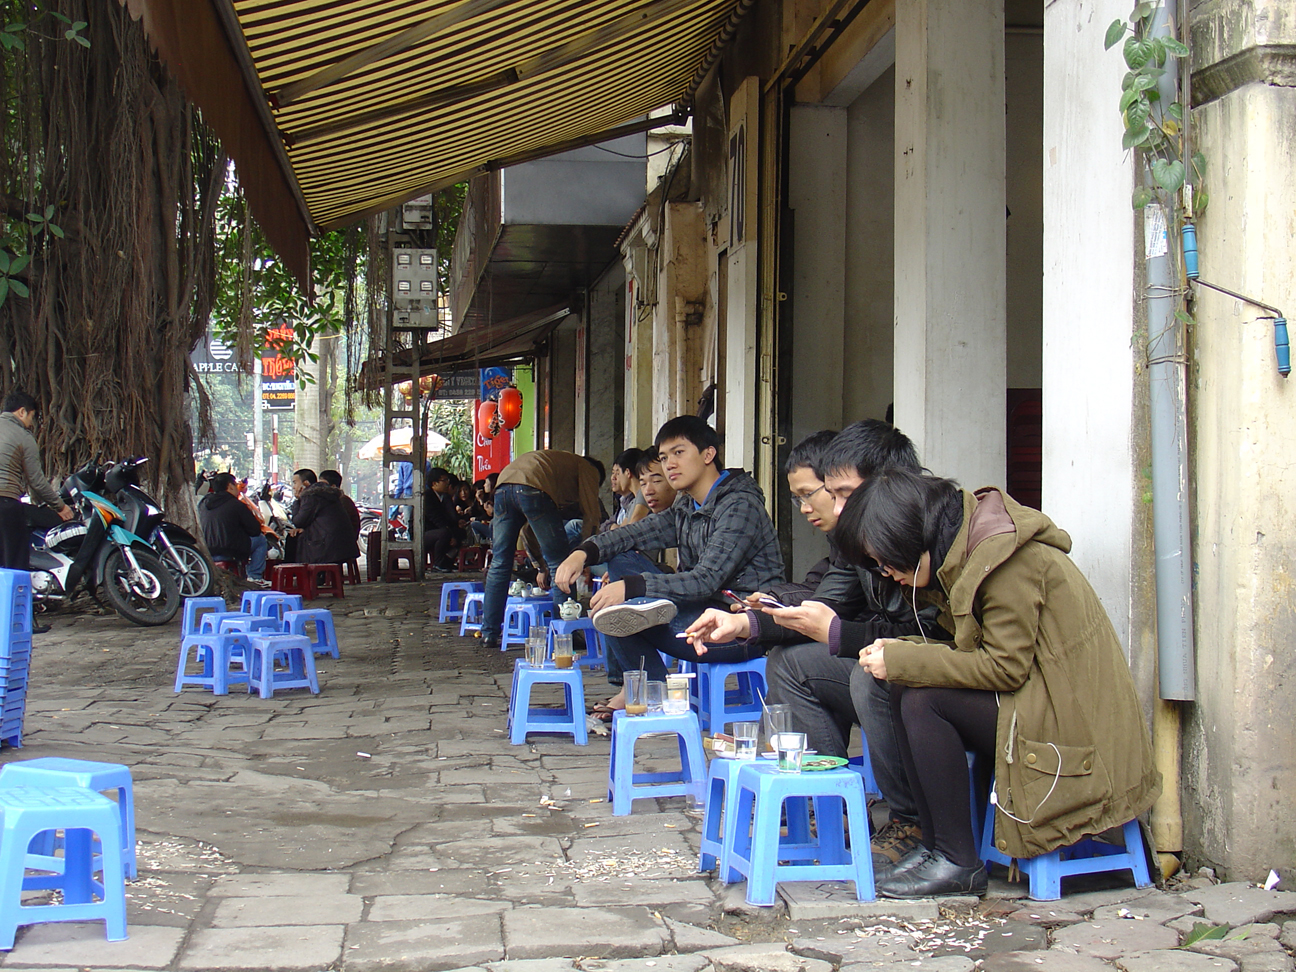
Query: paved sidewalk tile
212 892 364 926
210 872 351 897
502 906 670 960
342 914 505 972
180 924 346 969
368 895 512 921
4 923 184 968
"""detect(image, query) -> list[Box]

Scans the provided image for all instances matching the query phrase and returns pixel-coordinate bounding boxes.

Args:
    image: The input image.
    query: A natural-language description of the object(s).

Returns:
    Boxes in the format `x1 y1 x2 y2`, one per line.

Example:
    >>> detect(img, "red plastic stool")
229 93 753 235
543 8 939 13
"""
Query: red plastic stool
270 563 307 594
214 559 246 579
385 549 415 582
306 564 346 600
457 546 487 571
365 532 382 581
343 560 362 585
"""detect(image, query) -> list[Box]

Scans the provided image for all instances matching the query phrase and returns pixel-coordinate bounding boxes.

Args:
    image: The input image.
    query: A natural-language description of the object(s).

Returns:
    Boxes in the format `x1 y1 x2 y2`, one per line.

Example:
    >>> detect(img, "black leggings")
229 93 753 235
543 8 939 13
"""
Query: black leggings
890 685 998 868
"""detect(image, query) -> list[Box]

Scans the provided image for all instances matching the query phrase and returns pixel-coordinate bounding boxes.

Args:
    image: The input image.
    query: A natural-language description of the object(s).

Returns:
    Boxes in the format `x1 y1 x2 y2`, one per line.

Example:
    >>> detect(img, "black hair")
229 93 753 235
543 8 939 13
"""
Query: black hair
785 429 838 477
428 466 451 485
582 456 606 485
473 479 486 491
655 415 721 466
835 467 961 571
211 472 235 494
2 391 37 415
820 419 920 480
613 448 644 475
293 468 317 485
319 469 343 487
485 472 499 490
634 450 664 477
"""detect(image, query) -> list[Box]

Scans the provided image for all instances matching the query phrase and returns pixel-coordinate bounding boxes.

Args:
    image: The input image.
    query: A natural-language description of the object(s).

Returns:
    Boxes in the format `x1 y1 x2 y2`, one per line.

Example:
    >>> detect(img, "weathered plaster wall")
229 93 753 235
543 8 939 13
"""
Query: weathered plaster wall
1184 0 1296 874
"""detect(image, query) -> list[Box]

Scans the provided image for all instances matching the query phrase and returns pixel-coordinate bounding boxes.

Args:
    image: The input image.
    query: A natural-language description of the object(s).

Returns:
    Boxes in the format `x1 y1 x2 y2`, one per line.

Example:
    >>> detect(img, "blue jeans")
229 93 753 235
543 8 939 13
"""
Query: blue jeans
248 534 268 580
603 552 664 686
606 599 763 683
483 484 573 644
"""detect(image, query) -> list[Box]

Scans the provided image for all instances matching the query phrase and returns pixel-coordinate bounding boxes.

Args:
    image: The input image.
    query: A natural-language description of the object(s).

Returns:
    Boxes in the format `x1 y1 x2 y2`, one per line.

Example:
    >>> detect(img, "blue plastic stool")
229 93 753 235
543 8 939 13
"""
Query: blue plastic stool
847 753 881 800
174 632 250 695
0 786 127 948
216 614 281 635
695 657 768 733
725 761 875 906
549 617 606 671
508 662 587 745
607 710 706 815
240 590 274 615
502 598 555 651
0 570 33 636
700 757 823 878
180 596 226 638
255 593 305 624
245 634 319 699
439 581 484 623
980 785 1152 901
459 593 485 636
0 758 137 881
284 609 340 658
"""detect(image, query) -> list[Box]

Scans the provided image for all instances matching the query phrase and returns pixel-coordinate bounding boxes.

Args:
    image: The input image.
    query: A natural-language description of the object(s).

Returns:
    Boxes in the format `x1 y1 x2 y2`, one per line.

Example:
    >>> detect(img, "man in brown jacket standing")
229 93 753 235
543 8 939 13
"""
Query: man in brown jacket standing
481 450 603 652
0 391 74 572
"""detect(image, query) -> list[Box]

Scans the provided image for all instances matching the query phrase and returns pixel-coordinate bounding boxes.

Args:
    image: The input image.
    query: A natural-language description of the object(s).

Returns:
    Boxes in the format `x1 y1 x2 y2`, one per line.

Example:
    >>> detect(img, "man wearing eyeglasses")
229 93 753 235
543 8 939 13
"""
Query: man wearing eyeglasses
0 391 74 574
686 420 942 871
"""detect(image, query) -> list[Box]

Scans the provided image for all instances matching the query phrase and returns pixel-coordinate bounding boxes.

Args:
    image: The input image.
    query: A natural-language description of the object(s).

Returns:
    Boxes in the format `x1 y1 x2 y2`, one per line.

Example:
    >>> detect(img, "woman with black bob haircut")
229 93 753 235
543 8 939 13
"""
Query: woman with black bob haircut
834 468 1161 899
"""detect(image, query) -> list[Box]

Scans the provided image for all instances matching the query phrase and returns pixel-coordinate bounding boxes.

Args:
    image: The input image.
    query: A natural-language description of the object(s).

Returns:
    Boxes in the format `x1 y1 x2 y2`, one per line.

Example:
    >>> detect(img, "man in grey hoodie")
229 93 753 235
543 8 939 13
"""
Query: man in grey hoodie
555 416 784 696
0 391 73 572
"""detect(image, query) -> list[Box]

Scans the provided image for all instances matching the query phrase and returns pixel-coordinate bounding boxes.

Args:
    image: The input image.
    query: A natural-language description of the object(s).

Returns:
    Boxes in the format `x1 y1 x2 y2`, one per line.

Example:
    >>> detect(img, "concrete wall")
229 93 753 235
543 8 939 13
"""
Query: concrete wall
1006 32 1043 389
844 67 896 426
1183 0 1296 879
586 264 627 469
548 315 579 454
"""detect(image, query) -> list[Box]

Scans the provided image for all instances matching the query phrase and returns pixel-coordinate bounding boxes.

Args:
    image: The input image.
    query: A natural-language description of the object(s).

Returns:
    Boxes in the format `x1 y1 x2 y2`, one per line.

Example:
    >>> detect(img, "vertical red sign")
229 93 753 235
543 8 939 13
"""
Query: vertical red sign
473 399 512 479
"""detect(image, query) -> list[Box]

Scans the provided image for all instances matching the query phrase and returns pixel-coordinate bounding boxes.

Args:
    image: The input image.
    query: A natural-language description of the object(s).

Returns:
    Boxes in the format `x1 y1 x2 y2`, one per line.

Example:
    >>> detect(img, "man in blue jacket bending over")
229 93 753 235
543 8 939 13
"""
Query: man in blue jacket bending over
554 415 784 713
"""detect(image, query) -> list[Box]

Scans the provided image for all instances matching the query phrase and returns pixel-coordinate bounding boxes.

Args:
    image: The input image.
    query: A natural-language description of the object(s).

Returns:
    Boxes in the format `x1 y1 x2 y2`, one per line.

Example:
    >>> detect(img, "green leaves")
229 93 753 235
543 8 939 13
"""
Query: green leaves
25 206 64 240
1105 19 1127 50
1152 158 1186 192
1162 36 1189 57
1132 185 1155 209
1180 923 1231 948
65 20 89 47
1124 35 1154 69
0 248 32 309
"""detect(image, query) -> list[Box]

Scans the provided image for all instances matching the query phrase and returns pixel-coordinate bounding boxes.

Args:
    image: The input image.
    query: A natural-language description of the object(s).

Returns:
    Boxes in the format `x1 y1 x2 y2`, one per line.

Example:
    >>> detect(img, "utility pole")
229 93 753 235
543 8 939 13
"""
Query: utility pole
253 356 265 482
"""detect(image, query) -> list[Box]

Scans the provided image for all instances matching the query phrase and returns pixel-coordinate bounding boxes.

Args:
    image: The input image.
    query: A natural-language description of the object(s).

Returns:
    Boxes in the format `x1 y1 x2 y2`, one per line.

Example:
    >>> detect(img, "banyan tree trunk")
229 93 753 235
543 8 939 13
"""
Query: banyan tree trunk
0 1 222 534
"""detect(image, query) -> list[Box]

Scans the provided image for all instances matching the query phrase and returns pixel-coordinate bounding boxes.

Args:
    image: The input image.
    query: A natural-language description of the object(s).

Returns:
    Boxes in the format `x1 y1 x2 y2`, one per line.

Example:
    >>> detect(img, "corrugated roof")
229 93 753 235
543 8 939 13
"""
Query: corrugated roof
226 0 742 231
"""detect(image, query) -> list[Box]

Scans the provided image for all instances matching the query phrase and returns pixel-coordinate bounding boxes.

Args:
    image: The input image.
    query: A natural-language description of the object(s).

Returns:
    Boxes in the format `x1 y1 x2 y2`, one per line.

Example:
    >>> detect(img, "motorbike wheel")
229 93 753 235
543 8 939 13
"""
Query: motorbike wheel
100 547 181 626
161 539 216 599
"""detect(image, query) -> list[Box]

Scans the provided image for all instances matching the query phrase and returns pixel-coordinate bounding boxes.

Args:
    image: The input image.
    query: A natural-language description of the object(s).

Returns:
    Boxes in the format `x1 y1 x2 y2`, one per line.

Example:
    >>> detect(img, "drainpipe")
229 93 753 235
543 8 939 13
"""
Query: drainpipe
1145 1 1192 880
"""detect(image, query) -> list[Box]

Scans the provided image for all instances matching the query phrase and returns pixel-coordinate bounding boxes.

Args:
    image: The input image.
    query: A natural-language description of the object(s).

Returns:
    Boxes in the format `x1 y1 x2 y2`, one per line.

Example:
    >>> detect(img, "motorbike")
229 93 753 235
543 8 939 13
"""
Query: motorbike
104 457 215 599
28 461 181 626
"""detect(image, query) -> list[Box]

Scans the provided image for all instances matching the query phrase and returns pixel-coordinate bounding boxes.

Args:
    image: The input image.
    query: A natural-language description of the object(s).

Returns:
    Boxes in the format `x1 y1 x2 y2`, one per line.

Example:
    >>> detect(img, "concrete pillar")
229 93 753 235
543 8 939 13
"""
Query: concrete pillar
549 315 578 452
1041 0 1139 648
892 0 1006 487
789 103 847 578
293 331 336 473
586 264 626 464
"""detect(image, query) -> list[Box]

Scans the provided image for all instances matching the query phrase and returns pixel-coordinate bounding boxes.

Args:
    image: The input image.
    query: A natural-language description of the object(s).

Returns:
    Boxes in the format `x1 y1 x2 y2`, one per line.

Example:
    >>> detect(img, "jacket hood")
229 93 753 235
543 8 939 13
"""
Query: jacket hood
200 490 238 511
966 487 1071 558
302 481 342 501
675 468 763 512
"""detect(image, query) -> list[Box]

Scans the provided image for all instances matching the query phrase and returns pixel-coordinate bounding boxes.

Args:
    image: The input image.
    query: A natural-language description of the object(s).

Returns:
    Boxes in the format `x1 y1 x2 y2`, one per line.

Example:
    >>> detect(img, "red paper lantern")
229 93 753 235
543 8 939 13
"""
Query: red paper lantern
498 386 523 431
478 400 498 439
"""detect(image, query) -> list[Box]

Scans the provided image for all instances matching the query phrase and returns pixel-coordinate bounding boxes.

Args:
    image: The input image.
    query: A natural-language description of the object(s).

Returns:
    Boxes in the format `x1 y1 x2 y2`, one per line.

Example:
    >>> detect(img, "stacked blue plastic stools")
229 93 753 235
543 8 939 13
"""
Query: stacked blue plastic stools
507 659 587 745
439 581 484 624
501 596 554 650
240 590 274 615
0 758 137 880
0 571 33 747
459 593 485 636
695 657 768 733
979 782 1152 900
246 634 318 699
701 756 826 879
724 761 875 906
257 593 305 625
175 597 250 695
607 709 706 815
181 596 225 638
284 609 340 658
205 613 281 635
0 786 127 948
549 617 606 671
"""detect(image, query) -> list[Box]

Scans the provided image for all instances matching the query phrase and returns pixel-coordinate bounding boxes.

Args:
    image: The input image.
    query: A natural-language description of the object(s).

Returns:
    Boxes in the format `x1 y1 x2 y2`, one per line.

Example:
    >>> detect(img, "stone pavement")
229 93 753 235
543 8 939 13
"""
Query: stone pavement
0 576 1292 972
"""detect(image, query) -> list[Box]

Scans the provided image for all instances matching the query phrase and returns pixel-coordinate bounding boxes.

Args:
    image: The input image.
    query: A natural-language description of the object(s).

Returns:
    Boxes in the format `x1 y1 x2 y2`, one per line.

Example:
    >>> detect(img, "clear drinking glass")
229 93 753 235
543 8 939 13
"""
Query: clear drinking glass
552 633 574 669
664 673 691 714
624 670 648 716
732 721 760 759
774 732 807 773
525 631 548 668
763 704 792 751
646 681 665 713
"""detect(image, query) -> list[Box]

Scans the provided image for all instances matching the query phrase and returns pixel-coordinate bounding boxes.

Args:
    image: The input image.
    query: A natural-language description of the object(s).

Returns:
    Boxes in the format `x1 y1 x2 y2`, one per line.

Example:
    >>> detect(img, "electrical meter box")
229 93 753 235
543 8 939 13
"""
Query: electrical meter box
391 248 438 327
401 194 434 229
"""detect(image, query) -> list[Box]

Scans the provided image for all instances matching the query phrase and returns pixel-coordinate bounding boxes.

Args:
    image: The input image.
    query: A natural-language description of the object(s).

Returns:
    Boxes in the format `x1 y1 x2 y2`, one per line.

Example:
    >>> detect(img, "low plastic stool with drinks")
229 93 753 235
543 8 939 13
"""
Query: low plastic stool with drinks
607 669 707 815
507 630 587 745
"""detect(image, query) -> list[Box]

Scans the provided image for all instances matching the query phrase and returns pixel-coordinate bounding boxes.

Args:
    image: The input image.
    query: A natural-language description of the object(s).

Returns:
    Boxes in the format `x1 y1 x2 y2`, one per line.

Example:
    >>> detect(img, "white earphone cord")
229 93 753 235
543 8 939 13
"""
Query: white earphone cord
991 741 1063 824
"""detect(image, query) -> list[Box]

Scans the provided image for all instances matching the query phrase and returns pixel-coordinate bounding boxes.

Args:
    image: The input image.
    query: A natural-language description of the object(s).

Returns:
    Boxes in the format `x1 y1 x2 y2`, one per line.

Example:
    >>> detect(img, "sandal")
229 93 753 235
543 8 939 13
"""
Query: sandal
591 700 621 723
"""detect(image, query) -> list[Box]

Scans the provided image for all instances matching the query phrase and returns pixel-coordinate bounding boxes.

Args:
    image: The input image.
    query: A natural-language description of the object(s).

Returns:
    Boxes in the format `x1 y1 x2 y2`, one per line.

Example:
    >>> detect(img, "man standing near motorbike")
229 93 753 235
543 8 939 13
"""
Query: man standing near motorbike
0 391 74 574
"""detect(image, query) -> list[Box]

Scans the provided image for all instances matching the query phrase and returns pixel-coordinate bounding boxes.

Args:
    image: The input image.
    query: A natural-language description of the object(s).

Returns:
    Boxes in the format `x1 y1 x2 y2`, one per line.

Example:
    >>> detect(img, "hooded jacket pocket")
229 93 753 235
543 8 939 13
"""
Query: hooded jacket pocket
1010 737 1101 823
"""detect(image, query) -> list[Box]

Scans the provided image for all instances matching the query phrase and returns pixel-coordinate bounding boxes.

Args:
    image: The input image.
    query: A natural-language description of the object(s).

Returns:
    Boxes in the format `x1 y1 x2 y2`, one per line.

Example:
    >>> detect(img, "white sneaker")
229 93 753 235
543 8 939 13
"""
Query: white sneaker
592 599 678 637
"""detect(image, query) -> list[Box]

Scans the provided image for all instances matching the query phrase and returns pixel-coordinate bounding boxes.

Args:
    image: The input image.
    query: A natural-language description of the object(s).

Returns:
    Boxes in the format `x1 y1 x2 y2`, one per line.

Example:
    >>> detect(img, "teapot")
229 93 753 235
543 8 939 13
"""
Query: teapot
559 600 583 620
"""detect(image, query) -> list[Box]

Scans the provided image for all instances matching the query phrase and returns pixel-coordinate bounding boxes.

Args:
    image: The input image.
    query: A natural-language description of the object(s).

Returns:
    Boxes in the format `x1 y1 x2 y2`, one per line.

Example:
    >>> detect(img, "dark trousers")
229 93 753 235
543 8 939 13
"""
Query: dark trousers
0 498 31 571
424 527 462 567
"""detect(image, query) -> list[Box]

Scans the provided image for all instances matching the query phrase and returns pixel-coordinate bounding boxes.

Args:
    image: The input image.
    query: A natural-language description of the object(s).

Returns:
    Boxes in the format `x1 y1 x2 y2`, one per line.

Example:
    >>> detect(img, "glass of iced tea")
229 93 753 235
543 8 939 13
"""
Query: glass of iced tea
552 633 574 669
624 670 647 716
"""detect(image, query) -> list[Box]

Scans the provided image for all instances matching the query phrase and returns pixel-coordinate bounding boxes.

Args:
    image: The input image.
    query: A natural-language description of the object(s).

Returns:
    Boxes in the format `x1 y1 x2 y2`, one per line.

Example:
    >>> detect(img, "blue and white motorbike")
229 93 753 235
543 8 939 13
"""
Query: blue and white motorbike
28 461 181 626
